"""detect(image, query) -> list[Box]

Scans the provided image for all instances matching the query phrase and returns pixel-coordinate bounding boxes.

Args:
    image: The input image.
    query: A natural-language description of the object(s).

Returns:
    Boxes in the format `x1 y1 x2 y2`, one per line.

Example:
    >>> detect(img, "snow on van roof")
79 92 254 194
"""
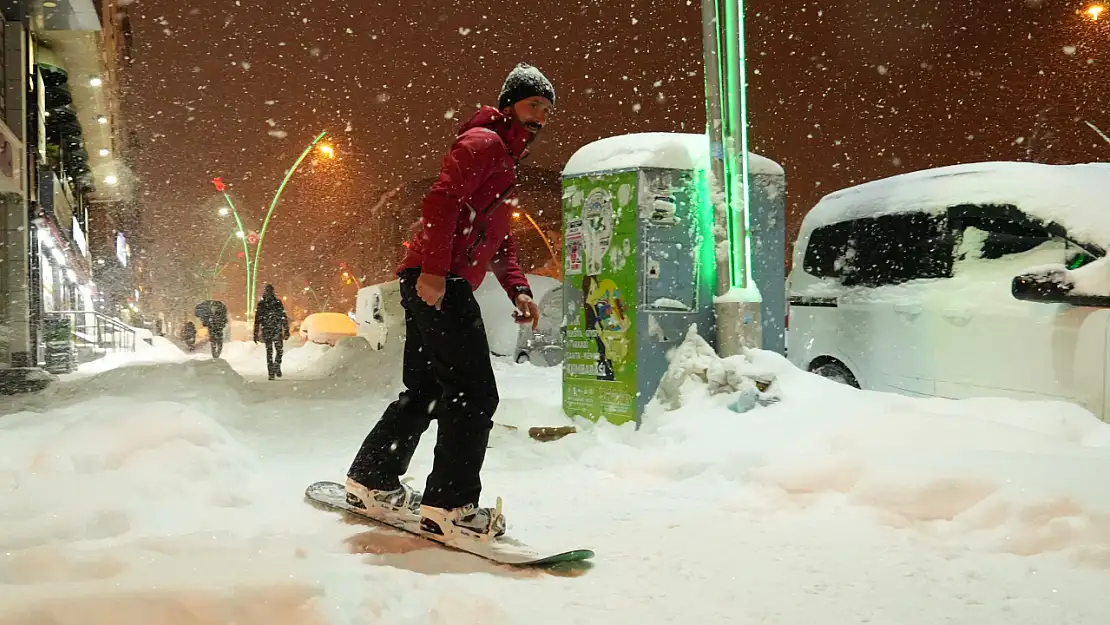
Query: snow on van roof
799 161 1110 248
562 132 784 178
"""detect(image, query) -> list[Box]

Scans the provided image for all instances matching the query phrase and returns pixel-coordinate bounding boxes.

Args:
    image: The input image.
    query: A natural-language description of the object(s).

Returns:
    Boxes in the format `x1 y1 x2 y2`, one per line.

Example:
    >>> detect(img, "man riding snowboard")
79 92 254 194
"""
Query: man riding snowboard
344 63 555 541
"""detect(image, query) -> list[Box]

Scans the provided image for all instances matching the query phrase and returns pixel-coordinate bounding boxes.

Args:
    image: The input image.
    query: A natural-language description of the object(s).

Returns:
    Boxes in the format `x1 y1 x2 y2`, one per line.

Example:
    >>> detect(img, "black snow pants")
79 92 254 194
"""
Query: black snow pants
265 339 284 377
347 269 498 510
209 329 225 358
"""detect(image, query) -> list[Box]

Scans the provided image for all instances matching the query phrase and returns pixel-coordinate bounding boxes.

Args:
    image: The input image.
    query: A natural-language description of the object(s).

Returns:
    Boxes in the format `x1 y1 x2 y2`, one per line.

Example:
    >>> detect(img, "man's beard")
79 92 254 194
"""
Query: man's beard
524 122 543 145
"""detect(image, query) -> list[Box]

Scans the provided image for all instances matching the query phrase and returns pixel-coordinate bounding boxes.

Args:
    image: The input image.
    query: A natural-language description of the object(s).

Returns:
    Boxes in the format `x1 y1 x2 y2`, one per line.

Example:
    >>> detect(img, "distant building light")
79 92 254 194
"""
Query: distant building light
89 77 103 87
96 115 108 124
99 148 110 157
104 175 118 185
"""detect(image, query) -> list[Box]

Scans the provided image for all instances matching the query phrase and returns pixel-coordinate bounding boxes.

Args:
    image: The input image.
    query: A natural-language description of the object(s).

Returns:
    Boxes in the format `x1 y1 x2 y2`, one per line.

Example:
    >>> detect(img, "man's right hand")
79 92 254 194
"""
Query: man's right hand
416 273 447 309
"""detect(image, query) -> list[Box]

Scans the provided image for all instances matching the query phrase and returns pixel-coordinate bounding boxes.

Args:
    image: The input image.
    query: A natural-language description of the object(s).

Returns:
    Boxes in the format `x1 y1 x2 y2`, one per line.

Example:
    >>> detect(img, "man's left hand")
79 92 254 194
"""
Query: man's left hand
513 294 540 330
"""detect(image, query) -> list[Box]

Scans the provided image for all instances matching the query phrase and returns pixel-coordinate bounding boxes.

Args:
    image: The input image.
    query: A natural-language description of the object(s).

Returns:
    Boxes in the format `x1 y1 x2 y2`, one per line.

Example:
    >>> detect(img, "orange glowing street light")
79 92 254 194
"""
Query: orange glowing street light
319 144 335 158
1086 4 1105 20
511 209 559 272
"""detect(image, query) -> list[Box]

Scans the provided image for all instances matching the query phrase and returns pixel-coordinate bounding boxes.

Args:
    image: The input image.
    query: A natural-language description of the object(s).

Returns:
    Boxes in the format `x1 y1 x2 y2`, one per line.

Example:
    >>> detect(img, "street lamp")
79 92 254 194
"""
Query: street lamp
319 144 335 158
218 206 229 217
512 209 559 274
1086 5 1105 20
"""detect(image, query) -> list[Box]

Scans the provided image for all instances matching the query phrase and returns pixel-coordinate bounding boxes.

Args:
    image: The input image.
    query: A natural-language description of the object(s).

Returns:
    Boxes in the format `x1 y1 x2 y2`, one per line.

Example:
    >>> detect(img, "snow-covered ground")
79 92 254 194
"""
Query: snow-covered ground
1 334 1109 624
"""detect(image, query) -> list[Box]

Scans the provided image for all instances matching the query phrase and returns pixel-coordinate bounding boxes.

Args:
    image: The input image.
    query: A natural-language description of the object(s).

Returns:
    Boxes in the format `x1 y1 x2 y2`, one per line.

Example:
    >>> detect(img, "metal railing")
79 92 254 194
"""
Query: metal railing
54 310 138 353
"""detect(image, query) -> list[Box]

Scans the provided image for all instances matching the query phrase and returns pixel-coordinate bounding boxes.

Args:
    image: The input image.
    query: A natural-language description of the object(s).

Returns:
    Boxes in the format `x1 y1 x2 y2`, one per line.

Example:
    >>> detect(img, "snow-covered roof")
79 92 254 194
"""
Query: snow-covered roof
799 161 1110 250
562 132 784 178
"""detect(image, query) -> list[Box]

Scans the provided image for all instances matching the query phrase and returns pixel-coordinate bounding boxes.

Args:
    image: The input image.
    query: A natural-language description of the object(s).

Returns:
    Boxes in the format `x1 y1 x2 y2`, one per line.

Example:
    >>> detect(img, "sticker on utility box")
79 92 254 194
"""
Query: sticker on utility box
566 218 584 275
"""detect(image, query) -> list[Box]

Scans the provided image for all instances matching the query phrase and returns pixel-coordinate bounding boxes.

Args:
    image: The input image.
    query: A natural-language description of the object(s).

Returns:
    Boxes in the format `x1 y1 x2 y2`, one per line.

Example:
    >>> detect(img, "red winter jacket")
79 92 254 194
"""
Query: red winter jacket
399 106 533 303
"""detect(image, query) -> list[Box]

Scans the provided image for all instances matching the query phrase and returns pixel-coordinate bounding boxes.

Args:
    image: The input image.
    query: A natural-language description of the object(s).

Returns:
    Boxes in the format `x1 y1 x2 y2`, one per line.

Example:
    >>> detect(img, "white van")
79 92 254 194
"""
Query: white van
787 161 1110 421
355 280 404 350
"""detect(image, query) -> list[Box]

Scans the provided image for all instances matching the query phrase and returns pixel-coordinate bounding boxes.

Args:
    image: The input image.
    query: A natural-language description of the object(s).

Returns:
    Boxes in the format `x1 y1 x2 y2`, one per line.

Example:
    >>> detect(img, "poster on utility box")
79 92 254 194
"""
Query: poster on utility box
562 170 638 425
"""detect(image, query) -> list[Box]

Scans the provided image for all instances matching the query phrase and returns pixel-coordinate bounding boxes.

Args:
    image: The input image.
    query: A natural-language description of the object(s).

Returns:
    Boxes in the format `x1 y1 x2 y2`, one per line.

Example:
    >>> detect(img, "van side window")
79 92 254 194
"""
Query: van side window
950 205 1054 260
802 221 855 278
804 213 952 287
844 213 953 287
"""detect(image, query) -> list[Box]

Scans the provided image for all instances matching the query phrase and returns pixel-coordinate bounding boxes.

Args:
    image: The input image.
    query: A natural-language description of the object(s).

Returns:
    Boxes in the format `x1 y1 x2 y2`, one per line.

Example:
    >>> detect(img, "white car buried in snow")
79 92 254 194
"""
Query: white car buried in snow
298 312 358 346
788 160 1110 421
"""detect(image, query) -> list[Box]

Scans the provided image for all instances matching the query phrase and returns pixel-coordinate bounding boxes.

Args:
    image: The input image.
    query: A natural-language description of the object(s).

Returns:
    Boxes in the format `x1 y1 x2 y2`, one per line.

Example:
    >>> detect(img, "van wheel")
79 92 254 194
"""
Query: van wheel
515 352 529 364
811 361 860 388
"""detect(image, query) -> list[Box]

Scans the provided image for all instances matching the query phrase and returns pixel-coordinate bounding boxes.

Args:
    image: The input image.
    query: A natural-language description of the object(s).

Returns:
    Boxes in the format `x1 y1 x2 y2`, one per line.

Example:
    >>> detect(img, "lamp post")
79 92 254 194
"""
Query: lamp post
249 131 328 317
511 210 560 277
212 177 254 318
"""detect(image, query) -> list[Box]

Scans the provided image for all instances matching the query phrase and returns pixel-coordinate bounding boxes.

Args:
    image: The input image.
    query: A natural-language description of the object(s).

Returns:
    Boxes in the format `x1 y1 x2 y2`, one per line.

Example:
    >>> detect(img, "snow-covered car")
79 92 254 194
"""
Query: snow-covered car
298 312 358 346
788 160 1110 421
353 273 561 356
514 285 565 366
355 281 403 350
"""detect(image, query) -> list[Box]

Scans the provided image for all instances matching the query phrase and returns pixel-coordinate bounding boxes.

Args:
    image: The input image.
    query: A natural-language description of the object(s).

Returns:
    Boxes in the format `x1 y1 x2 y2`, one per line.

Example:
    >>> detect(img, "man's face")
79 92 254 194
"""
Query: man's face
507 96 554 139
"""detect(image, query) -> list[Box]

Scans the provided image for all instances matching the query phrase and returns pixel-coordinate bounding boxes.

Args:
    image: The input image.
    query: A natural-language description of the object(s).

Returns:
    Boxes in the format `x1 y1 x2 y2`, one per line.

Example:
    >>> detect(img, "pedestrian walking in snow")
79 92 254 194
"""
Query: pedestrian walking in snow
196 299 229 359
181 320 197 352
345 63 554 541
253 284 290 380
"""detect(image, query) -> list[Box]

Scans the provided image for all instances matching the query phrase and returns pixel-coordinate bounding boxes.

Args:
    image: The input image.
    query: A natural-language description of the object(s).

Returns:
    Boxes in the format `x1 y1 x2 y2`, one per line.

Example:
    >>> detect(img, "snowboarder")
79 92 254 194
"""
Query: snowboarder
253 284 290 380
181 320 197 352
345 63 554 541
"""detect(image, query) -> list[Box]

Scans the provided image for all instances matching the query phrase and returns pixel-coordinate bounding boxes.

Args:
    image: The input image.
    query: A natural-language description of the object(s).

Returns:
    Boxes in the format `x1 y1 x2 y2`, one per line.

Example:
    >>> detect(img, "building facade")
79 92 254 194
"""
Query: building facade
0 0 134 392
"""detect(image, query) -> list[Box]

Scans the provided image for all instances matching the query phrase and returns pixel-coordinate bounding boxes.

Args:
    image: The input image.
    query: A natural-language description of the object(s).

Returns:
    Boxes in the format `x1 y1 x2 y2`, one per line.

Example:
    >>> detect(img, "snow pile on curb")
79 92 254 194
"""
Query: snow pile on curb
652 326 781 412
612 339 1110 567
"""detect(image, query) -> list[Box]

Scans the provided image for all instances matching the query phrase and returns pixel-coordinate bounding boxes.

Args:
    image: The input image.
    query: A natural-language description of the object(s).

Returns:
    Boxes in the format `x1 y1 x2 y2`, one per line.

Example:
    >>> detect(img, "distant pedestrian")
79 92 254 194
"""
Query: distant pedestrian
182 320 197 352
254 284 290 380
196 299 229 358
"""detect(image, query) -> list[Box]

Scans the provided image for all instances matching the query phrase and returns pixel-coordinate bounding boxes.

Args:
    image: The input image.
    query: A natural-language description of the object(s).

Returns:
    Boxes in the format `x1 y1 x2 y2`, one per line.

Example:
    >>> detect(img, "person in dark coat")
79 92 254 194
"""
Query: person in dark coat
181 320 197 352
345 63 553 541
205 300 228 358
253 284 290 380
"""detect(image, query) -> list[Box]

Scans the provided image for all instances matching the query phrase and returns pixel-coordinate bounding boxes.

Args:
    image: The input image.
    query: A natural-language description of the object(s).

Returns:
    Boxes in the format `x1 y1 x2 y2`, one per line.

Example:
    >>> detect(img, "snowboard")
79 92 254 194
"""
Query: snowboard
304 481 594 567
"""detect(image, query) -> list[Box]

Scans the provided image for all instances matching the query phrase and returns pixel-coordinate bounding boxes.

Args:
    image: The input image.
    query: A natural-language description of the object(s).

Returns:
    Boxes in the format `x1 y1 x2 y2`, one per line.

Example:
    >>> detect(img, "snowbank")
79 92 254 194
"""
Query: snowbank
3 328 1109 624
69 336 189 378
620 333 1110 567
563 132 784 177
800 161 1110 250
220 339 332 379
0 398 335 625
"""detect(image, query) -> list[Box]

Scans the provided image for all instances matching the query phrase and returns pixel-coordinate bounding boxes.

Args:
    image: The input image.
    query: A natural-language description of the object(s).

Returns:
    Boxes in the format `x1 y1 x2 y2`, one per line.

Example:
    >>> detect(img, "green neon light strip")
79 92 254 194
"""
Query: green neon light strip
735 0 753 289
250 131 328 315
722 0 751 289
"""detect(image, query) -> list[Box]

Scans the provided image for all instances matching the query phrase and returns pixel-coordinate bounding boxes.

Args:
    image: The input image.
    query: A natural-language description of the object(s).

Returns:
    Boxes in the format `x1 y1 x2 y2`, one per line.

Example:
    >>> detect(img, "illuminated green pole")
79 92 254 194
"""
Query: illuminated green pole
221 192 254 317
704 0 752 291
249 131 327 317
212 178 256 318
703 0 761 353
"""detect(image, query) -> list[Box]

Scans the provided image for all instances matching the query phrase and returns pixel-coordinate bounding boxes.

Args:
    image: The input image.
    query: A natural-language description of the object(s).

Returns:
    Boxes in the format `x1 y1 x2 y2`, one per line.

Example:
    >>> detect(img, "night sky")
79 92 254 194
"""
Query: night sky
120 0 1110 317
